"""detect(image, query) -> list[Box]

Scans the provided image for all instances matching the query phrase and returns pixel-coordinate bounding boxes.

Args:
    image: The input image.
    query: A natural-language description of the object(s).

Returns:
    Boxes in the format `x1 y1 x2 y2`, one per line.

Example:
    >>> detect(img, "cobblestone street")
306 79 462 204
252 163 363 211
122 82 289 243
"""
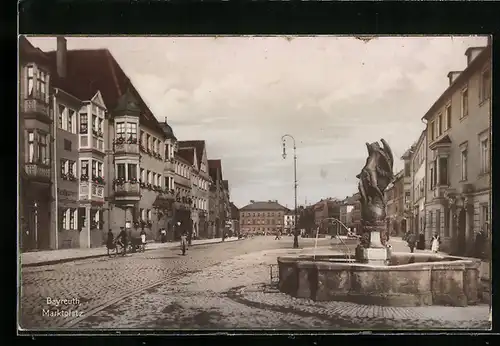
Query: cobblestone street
21 236 490 331
20 236 332 330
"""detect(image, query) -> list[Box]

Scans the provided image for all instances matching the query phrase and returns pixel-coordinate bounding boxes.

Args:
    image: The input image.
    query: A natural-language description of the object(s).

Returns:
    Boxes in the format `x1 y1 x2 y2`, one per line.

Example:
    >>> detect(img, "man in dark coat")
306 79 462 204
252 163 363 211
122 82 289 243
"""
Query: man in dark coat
407 232 416 253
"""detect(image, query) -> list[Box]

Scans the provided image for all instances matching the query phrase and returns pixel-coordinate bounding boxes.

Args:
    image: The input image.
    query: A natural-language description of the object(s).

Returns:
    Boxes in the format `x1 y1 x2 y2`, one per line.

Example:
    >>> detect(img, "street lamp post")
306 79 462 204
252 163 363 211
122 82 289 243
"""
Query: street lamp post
282 134 299 249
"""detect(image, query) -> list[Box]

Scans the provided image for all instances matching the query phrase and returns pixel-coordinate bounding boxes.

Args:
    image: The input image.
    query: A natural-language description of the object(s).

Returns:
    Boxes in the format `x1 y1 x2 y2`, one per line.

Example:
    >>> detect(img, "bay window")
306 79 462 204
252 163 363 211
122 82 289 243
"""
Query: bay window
128 164 137 180
117 164 126 179
98 162 103 178
27 131 35 163
81 160 89 179
38 132 49 165
80 113 88 134
126 123 137 141
27 66 34 97
116 122 126 139
438 157 448 186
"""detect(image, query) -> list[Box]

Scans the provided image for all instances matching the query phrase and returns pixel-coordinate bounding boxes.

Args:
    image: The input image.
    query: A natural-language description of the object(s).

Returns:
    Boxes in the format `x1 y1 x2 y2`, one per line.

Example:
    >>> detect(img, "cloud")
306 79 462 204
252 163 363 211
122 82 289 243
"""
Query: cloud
27 35 488 208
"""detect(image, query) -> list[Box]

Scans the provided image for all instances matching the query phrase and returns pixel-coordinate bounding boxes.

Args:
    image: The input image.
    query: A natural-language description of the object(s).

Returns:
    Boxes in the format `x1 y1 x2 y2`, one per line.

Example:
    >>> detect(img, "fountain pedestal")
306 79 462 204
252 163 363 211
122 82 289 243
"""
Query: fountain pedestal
356 227 391 266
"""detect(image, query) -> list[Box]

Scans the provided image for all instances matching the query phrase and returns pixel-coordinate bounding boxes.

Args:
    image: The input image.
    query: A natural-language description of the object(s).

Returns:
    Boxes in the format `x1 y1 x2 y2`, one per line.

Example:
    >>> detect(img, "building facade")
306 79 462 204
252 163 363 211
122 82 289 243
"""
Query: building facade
339 193 360 234
283 212 296 235
422 44 491 255
239 200 287 235
313 199 341 235
18 36 235 250
384 170 406 237
208 159 226 238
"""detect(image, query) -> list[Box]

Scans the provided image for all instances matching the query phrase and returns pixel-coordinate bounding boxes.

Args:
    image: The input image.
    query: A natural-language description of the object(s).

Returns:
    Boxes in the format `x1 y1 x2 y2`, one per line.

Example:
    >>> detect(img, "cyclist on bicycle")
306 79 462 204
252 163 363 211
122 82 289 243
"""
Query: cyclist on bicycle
117 227 128 255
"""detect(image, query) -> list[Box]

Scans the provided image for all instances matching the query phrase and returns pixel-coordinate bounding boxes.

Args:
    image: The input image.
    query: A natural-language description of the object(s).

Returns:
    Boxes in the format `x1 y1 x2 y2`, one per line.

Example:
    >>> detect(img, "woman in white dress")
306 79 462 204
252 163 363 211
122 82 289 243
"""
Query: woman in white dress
431 232 441 253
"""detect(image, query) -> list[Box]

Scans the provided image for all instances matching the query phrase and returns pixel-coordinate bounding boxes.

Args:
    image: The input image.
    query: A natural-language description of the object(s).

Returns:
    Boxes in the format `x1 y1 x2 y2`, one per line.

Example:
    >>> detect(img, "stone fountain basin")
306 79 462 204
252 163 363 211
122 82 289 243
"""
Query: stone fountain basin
277 252 481 307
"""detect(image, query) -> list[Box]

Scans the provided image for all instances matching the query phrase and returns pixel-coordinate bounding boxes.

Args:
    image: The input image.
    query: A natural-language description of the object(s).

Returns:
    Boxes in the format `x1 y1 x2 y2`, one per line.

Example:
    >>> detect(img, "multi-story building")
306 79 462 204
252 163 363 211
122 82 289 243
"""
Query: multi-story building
401 144 416 235
422 43 491 255
222 180 231 233
313 198 341 234
239 200 287 235
178 141 211 239
174 147 194 239
384 170 406 237
283 212 296 235
18 36 191 250
229 202 240 237
407 130 428 241
339 193 360 234
208 159 226 238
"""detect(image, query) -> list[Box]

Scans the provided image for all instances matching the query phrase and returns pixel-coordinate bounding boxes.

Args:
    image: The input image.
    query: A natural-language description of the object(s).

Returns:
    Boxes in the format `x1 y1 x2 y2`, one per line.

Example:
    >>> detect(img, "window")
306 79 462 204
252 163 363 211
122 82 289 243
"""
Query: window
99 119 104 133
429 211 433 228
165 144 170 159
92 115 98 132
61 209 67 230
117 163 126 179
147 170 152 184
147 134 151 150
140 208 146 220
27 131 35 163
128 164 137 180
438 157 448 185
27 66 34 97
60 159 67 176
64 139 72 151
156 140 160 154
58 105 66 130
37 69 47 101
147 209 152 220
153 173 157 186
69 161 75 175
461 87 468 118
97 162 103 178
158 174 162 187
68 109 75 133
69 209 76 230
126 123 137 140
140 168 145 182
80 113 88 134
81 160 89 177
437 113 442 137
445 104 452 130
164 177 169 189
116 122 126 139
38 133 49 165
404 162 410 177
460 147 468 181
480 136 490 174
429 121 435 141
480 68 491 103
92 160 97 177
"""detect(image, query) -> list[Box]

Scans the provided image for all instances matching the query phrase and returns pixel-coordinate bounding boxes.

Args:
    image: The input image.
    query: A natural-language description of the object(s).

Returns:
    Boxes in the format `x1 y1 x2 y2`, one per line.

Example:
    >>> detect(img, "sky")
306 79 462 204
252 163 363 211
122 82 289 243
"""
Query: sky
27 35 488 209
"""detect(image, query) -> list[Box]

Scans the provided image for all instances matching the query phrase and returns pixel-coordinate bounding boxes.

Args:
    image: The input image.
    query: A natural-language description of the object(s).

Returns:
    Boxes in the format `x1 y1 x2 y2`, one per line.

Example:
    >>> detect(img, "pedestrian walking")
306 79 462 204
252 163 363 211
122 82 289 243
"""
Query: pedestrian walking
407 232 416 253
106 229 115 256
160 228 167 243
431 232 441 253
180 231 188 256
417 231 425 250
140 229 147 252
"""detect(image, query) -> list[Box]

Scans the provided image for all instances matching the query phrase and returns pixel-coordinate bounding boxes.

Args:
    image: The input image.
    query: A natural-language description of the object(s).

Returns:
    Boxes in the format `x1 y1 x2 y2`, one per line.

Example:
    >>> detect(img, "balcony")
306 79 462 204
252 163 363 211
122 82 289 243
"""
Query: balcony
79 181 104 200
164 158 175 172
24 163 51 182
153 191 175 210
114 181 141 202
23 98 50 119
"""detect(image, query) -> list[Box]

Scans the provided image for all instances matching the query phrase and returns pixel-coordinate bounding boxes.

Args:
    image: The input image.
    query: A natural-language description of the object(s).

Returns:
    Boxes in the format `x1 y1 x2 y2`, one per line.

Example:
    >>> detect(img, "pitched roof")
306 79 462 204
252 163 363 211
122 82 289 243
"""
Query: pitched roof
240 201 287 211
21 37 164 135
177 148 195 166
19 36 51 66
179 140 205 168
208 159 222 182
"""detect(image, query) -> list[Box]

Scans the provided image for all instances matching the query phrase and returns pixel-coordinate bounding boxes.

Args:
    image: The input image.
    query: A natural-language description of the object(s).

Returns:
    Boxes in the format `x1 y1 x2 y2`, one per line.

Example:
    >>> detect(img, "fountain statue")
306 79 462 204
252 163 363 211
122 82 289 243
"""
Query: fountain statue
355 139 394 265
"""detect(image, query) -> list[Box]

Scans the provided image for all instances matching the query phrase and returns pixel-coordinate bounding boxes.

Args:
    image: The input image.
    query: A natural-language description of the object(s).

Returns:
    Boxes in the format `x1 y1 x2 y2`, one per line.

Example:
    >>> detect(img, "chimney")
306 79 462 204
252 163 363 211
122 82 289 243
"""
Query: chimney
465 47 485 66
447 71 462 86
164 116 168 124
56 36 67 78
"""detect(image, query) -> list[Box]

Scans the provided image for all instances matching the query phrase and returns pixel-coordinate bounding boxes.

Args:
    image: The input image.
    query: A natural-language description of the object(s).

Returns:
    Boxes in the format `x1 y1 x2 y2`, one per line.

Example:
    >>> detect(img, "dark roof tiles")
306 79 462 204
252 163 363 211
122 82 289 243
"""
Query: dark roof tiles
240 201 287 211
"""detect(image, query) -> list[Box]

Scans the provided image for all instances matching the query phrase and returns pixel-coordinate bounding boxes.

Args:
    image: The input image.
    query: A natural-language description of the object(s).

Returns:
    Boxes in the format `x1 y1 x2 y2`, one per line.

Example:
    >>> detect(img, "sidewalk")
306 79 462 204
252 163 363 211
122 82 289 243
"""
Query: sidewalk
20 237 240 267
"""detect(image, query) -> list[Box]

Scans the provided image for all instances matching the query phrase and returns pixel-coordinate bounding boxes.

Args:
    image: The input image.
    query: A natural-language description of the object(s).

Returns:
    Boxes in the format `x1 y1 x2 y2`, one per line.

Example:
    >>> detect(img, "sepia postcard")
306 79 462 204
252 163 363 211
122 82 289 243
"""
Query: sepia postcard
18 35 491 332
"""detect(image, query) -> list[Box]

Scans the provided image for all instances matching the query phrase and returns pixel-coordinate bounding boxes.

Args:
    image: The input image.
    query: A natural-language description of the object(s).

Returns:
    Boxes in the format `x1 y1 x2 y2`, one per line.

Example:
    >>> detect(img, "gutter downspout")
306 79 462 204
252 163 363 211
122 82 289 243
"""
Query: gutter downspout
53 92 59 249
